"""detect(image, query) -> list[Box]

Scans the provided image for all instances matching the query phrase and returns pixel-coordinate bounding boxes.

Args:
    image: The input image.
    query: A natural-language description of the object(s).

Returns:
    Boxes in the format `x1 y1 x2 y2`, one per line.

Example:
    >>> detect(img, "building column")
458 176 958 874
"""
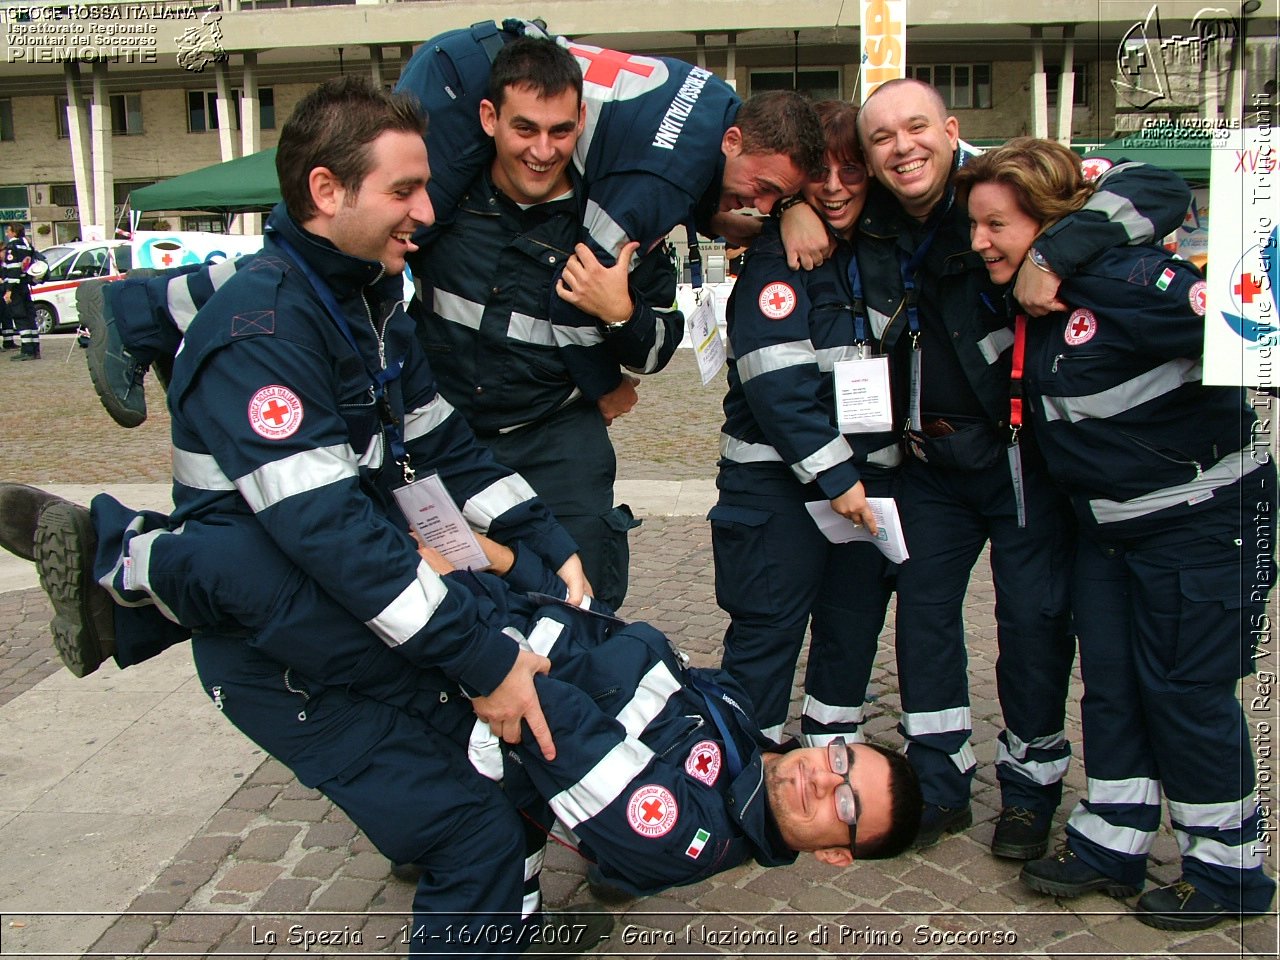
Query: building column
1055 25 1076 145
1030 27 1048 138
725 31 737 90
369 45 385 88
240 52 262 235
214 59 238 164
90 61 114 238
63 63 95 238
695 32 707 70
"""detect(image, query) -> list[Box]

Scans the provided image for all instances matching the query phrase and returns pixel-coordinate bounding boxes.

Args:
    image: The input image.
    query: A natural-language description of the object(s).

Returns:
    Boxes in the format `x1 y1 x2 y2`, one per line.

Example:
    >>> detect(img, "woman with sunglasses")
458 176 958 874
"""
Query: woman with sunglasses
956 138 1274 929
710 100 902 750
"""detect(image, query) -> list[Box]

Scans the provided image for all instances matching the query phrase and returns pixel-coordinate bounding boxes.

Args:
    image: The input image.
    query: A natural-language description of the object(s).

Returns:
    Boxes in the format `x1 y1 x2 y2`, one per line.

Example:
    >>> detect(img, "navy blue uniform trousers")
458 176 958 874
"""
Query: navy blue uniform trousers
893 447 1076 813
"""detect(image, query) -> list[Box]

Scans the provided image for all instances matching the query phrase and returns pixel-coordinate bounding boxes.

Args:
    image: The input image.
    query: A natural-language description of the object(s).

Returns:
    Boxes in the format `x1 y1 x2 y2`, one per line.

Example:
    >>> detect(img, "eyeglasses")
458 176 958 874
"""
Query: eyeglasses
811 163 868 188
828 736 859 857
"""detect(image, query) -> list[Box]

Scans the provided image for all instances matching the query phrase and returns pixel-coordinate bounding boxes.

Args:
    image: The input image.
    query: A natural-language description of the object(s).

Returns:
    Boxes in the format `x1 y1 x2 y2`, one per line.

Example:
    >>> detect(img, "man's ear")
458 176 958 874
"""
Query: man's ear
479 99 499 137
813 847 854 868
308 166 343 218
721 125 743 158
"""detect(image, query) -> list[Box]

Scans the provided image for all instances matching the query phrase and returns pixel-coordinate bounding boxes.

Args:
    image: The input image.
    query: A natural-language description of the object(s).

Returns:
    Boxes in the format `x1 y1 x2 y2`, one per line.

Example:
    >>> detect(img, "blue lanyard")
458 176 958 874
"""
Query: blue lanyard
847 253 868 345
273 234 412 476
685 220 703 291
687 672 745 779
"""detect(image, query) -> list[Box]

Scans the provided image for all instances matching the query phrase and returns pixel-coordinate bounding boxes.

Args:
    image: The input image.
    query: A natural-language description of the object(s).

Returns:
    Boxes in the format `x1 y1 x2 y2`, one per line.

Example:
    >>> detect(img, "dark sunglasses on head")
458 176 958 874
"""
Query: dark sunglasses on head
811 163 868 187
828 736 859 857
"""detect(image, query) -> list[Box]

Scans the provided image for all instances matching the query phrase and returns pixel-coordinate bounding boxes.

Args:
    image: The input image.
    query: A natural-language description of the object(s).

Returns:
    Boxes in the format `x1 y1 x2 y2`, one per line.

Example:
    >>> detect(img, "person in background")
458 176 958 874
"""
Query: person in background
2 224 39 361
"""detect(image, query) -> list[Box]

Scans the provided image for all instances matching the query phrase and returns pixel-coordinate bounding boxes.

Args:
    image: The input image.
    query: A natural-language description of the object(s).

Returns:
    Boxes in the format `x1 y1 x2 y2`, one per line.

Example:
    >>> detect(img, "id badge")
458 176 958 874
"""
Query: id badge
392 472 489 571
834 355 894 433
685 290 726 385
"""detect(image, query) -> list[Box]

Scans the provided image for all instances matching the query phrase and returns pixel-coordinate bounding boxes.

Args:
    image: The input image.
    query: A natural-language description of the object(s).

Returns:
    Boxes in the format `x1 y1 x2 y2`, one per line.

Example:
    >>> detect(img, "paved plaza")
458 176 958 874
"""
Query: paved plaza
0 341 1275 957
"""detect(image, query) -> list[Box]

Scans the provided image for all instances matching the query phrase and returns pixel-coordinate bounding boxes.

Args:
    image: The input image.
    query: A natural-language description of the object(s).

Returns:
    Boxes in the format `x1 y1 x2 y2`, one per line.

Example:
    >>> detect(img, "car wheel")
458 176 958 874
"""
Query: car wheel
33 302 58 334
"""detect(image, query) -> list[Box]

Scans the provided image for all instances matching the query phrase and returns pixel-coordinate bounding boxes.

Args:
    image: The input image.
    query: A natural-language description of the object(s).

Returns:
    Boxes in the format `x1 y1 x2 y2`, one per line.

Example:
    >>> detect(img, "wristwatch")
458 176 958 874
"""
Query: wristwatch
1026 247 1052 273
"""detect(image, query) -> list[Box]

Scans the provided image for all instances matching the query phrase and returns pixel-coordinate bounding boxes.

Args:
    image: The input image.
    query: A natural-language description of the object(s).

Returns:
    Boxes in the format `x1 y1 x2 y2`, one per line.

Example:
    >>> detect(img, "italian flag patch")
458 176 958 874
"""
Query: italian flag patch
685 828 711 859
1156 268 1176 291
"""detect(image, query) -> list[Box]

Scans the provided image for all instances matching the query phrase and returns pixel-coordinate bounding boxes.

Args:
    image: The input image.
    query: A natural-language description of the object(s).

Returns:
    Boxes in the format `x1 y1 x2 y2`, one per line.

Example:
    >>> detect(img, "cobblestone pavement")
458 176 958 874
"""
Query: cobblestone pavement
2 341 1277 957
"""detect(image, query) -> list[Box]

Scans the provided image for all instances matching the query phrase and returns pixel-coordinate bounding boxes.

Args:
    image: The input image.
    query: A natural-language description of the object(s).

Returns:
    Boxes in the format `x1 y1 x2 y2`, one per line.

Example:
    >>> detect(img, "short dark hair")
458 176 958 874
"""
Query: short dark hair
734 91 825 180
855 743 922 859
275 75 426 223
812 100 864 167
6 223 24 238
488 37 583 113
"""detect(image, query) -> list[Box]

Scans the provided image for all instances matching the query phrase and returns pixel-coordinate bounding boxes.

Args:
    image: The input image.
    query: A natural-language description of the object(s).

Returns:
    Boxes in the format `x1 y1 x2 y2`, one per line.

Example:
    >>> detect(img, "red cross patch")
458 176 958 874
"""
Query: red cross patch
1189 280 1208 316
626 784 678 838
684 740 722 786
759 282 796 320
1063 308 1097 346
248 385 304 440
1080 157 1113 182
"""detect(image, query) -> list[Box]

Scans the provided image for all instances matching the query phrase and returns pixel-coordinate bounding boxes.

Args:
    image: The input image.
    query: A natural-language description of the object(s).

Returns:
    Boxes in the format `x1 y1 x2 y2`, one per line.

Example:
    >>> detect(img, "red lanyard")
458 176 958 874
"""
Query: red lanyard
1009 314 1027 439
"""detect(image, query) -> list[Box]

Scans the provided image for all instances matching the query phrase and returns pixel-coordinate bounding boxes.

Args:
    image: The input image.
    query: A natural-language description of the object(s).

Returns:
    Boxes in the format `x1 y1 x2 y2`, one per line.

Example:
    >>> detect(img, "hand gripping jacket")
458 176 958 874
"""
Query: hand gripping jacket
165 205 577 698
1024 246 1259 537
856 156 1194 427
719 218 902 499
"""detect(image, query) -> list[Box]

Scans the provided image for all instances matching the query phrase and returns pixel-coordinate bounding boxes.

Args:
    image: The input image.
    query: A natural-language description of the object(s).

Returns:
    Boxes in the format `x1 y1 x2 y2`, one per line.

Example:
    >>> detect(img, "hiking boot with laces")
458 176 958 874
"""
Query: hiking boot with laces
81 277 151 428
1020 842 1142 898
990 805 1053 860
1135 879 1233 931
913 802 972 849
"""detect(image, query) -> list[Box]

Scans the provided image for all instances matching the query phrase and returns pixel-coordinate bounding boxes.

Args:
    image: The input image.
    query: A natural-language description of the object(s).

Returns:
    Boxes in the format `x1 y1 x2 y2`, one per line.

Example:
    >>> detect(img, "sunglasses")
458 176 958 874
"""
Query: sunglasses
828 736 859 857
810 163 868 188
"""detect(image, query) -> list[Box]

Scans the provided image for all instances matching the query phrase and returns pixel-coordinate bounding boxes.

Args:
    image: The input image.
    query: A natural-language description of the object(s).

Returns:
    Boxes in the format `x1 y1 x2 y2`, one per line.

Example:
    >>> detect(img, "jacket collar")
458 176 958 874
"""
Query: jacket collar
264 202 395 299
727 753 797 867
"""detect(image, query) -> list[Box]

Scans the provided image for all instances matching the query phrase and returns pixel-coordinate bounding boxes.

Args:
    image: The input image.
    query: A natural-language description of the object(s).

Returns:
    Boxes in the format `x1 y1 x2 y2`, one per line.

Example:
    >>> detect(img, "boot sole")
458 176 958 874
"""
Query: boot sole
914 808 973 849
1134 910 1228 931
991 837 1049 860
81 279 147 428
33 502 114 678
1021 871 1141 899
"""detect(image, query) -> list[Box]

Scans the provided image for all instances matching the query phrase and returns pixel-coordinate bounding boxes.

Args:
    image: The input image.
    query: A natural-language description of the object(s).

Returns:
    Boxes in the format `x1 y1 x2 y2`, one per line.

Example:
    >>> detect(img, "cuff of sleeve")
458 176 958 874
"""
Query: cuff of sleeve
815 461 861 501
1030 225 1078 278
503 544 567 597
528 524 580 576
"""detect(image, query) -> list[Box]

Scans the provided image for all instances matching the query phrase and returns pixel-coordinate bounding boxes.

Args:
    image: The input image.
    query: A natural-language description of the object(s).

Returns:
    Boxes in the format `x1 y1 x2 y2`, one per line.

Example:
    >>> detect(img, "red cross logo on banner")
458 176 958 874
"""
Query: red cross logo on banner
759 281 797 320
1235 273 1264 304
685 740 722 786
569 44 656 86
1063 308 1097 346
626 784 678 837
248 385 304 440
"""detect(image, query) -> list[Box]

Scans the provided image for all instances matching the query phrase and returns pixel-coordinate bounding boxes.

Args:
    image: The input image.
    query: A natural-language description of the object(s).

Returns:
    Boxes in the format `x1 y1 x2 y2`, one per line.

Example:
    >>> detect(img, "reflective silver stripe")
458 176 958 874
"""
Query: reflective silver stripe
1086 775 1162 806
1179 831 1264 870
433 288 483 330
549 736 655 829
168 274 199 333
1002 729 1068 758
1168 794 1255 830
719 433 782 465
803 731 866 747
521 888 540 921
553 321 605 349
1068 805 1157 856
995 741 1070 785
463 475 538 534
1089 446 1261 525
626 305 678 374
209 255 240 289
801 693 866 726
793 436 852 484
356 432 382 469
582 198 630 264
901 706 971 737
366 559 450 646
868 306 893 339
737 340 815 385
120 527 182 623
525 616 565 658
238 444 357 513
402 394 455 444
759 721 786 745
1042 358 1202 423
867 441 903 469
976 327 1015 365
814 344 860 371
467 719 504 782
1091 162 1159 242
524 848 545 883
172 446 236 490
508 310 556 347
951 742 977 774
615 660 681 739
